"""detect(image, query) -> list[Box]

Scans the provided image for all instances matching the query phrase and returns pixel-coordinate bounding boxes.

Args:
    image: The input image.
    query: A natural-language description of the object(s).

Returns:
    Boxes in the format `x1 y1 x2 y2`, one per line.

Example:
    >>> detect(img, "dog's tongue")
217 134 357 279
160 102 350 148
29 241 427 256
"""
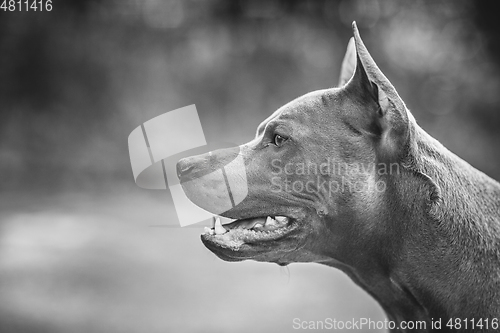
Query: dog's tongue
205 216 290 236
223 217 266 230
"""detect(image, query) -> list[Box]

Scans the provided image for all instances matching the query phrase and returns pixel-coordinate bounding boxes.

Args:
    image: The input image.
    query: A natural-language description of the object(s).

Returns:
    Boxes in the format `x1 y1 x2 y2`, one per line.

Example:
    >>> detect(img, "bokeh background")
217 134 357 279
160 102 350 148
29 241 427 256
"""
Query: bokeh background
1 0 499 332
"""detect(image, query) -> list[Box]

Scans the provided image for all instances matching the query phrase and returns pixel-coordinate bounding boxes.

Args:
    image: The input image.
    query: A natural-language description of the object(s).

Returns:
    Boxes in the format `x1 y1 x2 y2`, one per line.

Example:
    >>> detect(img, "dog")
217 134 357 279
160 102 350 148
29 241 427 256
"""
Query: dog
177 22 500 332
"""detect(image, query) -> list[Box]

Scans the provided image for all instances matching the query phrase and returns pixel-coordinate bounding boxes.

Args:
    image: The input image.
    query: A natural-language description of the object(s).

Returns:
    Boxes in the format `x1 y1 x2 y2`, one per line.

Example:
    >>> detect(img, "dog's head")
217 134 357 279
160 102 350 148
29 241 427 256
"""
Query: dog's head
177 23 415 267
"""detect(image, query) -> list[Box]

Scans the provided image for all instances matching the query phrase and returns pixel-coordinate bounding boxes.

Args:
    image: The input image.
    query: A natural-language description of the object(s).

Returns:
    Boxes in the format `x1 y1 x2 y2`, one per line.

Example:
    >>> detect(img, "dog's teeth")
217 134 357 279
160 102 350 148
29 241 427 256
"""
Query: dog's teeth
265 216 276 226
214 217 227 235
275 216 288 223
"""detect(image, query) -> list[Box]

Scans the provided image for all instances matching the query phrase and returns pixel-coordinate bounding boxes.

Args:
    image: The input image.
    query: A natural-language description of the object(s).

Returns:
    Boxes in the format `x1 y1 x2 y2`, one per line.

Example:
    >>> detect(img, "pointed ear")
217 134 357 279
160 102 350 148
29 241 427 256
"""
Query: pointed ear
338 37 356 86
347 22 412 159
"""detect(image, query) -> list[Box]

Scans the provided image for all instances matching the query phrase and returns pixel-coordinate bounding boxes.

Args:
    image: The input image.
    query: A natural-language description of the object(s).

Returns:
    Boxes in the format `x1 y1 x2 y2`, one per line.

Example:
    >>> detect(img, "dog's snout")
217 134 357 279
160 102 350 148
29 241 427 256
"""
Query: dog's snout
177 148 240 182
176 158 195 180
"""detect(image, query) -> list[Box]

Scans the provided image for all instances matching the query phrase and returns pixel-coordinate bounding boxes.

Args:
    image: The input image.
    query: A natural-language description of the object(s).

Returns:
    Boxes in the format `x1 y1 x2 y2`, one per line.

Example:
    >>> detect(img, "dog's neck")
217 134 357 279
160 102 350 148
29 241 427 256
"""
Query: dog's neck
319 124 500 329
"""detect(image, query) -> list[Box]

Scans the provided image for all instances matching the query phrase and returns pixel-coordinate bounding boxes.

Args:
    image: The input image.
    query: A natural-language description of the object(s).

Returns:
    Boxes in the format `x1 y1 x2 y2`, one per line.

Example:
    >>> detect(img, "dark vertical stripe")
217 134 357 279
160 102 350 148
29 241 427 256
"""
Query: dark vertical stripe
161 159 169 189
141 124 154 163
221 167 235 207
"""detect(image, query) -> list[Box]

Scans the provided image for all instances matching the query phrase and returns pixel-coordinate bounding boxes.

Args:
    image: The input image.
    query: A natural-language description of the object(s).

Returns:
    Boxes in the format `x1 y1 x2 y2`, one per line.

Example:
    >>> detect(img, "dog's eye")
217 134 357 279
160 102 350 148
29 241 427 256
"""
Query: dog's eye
273 134 288 147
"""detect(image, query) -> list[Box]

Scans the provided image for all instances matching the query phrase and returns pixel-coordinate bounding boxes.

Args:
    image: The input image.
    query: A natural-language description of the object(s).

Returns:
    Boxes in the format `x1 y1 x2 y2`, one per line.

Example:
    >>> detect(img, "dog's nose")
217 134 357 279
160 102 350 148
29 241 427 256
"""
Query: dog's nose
176 158 195 180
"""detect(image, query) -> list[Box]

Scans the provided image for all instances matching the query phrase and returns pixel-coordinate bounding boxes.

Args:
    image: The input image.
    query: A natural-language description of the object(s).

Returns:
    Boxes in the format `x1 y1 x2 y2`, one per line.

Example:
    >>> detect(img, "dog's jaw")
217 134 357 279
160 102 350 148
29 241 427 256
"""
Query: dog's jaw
199 212 317 263
201 224 300 262
201 216 297 250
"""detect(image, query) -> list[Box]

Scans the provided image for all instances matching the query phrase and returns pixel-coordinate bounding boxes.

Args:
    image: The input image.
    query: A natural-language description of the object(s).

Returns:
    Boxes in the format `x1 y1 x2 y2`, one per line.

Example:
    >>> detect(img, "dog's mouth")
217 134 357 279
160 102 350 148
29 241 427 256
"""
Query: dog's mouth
201 215 299 252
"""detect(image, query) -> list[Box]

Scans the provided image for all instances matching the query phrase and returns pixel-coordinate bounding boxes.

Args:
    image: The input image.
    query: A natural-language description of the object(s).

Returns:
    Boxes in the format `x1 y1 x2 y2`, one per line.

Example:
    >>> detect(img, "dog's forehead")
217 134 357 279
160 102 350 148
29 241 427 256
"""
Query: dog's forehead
256 88 340 137
281 89 330 114
276 88 340 125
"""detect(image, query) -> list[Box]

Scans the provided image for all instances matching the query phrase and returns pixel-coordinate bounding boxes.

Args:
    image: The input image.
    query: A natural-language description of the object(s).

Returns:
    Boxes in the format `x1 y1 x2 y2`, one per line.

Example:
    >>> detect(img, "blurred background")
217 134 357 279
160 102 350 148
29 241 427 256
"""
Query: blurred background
1 0 499 332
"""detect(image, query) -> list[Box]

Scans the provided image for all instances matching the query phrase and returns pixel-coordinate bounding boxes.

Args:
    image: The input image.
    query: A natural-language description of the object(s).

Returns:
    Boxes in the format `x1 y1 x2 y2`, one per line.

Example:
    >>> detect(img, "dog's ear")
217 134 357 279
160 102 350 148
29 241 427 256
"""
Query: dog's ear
338 37 356 86
345 22 411 159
